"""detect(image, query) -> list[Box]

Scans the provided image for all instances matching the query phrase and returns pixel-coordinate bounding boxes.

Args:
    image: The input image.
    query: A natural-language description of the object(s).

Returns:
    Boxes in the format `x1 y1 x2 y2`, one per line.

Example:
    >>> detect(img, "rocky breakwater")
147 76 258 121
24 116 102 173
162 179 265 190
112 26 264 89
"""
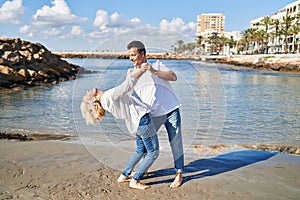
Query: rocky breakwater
214 55 300 73
0 38 81 91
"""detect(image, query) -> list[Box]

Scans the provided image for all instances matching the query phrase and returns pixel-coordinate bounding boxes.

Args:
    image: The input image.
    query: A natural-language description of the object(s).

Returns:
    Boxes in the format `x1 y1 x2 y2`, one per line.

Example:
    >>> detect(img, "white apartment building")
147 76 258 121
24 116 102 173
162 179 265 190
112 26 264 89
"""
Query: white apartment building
249 0 300 53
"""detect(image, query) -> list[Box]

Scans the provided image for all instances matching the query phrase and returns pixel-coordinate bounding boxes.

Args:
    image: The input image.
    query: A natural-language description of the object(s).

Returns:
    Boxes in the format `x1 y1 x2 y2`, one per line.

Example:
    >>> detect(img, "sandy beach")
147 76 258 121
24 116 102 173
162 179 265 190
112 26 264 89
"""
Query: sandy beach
1 138 299 200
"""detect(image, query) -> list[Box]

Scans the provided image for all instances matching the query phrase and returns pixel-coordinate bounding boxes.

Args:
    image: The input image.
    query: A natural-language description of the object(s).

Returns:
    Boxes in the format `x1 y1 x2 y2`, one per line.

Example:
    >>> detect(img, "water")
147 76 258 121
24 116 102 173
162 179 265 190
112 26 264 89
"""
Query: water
1 58 299 152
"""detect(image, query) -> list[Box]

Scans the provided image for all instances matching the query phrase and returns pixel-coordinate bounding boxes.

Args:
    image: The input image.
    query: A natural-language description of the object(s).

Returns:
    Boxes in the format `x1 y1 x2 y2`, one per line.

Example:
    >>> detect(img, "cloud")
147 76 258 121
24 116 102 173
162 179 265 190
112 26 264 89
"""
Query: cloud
0 0 25 24
159 17 196 37
89 10 148 45
59 25 85 39
19 24 65 39
32 0 87 27
93 10 144 30
93 10 109 28
19 25 36 37
18 0 88 40
70 26 84 36
89 14 197 51
19 25 31 34
42 28 62 38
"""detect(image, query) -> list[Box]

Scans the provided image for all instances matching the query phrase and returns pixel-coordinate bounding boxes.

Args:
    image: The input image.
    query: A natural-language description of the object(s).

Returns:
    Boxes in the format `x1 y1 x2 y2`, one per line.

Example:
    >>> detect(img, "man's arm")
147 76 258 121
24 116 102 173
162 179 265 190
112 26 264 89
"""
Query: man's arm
143 63 177 81
150 68 177 81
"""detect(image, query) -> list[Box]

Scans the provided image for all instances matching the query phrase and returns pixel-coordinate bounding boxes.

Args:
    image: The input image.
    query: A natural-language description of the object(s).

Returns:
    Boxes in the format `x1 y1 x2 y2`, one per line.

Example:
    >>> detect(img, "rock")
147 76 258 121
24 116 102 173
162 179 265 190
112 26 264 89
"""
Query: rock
18 68 27 78
0 132 33 141
37 70 49 78
0 37 82 91
19 50 32 60
214 55 300 73
0 43 12 51
253 57 266 64
0 65 13 74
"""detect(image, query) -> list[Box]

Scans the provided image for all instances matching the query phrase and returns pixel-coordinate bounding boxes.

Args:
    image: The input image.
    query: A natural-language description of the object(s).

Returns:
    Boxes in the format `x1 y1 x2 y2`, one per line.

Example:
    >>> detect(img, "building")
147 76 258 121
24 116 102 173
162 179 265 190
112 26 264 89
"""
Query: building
248 0 300 54
196 13 226 54
197 13 225 36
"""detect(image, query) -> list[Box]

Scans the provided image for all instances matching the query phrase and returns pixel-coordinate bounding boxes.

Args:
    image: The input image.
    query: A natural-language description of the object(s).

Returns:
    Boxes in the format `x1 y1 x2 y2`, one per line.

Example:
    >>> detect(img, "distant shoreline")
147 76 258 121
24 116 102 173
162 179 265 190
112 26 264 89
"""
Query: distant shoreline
53 51 194 60
54 52 300 73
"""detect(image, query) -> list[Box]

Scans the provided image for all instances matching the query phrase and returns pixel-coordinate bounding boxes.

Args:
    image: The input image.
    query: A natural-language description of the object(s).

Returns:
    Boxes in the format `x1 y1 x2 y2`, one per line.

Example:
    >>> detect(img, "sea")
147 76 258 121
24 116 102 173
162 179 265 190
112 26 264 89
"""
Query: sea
1 58 300 157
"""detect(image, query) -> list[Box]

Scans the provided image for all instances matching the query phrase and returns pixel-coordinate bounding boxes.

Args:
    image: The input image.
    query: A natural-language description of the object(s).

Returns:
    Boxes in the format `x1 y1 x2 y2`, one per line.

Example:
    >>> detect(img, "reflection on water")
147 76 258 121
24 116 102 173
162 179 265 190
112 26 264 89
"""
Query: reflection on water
0 59 299 152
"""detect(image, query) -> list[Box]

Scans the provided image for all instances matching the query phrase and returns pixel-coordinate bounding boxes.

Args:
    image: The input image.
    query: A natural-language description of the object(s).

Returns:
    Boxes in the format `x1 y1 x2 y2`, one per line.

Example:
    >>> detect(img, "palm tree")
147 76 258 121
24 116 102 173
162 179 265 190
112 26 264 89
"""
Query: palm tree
282 14 295 53
255 29 266 53
294 13 300 26
206 32 219 54
260 16 271 53
243 28 257 54
218 36 230 55
289 24 300 53
173 40 184 54
270 18 281 53
196 35 203 54
241 29 250 53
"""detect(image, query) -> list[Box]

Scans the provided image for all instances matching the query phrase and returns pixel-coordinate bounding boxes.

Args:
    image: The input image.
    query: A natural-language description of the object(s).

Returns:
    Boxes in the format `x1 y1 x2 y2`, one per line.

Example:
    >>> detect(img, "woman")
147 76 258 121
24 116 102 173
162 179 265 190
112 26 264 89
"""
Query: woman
80 64 159 190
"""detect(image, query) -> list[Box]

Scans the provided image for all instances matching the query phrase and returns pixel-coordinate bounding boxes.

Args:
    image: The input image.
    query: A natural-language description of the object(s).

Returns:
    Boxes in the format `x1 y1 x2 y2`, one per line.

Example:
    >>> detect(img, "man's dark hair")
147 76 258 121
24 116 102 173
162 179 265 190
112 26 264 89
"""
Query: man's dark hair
127 40 146 56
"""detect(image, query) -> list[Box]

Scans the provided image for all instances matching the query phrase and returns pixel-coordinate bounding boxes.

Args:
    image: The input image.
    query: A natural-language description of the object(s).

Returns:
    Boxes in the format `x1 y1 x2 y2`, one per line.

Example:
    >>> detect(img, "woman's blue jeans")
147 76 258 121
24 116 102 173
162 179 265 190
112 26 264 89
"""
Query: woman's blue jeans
122 113 159 181
152 108 184 172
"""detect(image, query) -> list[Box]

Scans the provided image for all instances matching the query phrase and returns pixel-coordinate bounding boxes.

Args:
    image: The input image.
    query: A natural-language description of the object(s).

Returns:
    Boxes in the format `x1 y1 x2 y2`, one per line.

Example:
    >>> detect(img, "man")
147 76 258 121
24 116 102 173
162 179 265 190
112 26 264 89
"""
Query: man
126 40 184 188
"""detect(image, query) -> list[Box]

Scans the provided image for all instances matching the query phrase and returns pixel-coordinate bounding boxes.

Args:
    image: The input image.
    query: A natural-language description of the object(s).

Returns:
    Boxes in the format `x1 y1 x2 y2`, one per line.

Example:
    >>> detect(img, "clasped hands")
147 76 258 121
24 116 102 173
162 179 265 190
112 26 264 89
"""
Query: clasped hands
140 63 156 74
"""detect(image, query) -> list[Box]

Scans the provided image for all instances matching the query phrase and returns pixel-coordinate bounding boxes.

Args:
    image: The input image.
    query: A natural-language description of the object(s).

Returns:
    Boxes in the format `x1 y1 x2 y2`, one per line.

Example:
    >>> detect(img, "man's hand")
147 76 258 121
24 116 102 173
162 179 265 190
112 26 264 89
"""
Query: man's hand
141 63 151 72
141 62 177 81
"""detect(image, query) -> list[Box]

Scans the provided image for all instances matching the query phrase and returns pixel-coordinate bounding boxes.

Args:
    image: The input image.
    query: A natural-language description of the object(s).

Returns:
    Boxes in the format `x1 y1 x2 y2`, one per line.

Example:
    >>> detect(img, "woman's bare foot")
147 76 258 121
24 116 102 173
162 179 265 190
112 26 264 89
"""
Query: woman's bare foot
170 172 182 188
117 174 131 183
129 179 150 190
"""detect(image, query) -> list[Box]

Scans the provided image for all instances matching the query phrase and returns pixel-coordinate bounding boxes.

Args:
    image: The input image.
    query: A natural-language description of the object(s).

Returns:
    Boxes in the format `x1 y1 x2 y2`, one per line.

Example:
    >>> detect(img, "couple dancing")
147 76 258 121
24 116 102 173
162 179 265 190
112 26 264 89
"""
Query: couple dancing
81 41 184 190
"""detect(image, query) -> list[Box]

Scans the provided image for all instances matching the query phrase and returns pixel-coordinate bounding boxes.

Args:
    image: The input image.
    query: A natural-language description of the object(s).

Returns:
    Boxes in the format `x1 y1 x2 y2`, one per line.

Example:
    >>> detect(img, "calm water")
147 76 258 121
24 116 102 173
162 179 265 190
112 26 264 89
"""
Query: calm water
1 58 299 149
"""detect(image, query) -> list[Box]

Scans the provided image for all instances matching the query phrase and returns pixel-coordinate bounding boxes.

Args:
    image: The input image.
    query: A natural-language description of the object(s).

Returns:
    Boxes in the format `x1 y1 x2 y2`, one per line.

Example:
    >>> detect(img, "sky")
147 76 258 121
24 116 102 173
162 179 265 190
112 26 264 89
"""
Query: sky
0 0 297 52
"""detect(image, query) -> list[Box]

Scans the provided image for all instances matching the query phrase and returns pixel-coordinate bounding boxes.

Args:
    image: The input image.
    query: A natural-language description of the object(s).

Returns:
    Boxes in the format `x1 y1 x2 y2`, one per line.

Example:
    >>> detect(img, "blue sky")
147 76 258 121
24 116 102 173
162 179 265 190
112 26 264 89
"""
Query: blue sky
0 0 296 51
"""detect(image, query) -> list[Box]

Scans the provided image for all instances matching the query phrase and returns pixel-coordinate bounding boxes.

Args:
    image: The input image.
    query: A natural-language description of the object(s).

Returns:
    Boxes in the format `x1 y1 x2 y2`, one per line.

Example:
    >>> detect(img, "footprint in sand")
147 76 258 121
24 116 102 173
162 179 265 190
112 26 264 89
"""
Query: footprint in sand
0 161 25 178
0 185 14 199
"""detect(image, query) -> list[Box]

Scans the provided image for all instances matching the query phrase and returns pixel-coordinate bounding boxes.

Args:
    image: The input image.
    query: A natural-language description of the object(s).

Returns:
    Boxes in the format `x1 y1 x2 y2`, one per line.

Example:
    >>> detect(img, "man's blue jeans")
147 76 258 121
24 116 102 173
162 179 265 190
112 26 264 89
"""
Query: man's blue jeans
152 108 184 172
122 113 159 180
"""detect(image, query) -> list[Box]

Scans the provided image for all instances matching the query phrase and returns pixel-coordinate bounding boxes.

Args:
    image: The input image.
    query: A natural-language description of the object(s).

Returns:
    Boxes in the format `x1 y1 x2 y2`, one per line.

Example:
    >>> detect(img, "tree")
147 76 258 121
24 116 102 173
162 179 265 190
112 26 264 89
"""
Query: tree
270 18 281 53
243 28 257 54
196 35 203 54
173 40 184 54
289 24 300 53
260 16 271 53
282 14 294 52
218 36 230 55
206 32 219 54
255 29 266 53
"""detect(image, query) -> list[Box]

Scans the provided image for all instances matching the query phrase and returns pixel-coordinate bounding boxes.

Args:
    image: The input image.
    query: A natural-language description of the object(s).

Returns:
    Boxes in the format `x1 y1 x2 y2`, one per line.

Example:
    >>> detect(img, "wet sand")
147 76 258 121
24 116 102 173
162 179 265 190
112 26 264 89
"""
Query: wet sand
0 139 299 200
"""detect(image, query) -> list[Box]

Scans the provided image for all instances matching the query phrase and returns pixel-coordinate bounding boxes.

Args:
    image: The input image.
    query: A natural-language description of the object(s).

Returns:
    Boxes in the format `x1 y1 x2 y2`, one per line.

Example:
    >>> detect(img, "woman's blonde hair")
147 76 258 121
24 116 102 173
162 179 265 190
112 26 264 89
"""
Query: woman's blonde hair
80 88 105 125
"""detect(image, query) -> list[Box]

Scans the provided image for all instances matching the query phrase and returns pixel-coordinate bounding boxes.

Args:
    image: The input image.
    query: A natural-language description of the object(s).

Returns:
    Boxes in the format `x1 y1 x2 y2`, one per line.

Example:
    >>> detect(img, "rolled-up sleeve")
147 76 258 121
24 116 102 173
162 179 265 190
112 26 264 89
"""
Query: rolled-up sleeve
111 77 137 100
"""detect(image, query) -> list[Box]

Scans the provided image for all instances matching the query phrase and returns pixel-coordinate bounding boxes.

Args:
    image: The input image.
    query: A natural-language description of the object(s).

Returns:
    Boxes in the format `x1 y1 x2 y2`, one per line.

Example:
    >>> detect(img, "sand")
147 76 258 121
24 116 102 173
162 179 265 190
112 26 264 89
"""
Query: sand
0 139 300 200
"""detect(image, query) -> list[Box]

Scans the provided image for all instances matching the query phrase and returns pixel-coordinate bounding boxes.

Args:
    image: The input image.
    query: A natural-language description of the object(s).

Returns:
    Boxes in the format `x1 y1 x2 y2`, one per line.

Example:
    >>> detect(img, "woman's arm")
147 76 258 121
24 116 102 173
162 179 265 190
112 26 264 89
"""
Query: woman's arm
111 66 146 99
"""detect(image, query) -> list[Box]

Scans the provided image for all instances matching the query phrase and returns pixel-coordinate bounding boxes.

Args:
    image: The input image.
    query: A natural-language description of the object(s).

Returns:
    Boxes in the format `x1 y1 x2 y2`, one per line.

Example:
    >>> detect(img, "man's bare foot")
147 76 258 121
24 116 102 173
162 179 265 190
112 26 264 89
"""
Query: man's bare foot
129 179 150 190
170 172 182 188
117 174 131 183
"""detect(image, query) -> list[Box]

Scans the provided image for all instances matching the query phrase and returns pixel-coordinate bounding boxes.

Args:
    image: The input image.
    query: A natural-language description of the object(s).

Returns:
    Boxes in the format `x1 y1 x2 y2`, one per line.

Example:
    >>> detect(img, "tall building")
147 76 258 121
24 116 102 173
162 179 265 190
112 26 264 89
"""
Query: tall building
196 13 225 36
196 13 227 54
